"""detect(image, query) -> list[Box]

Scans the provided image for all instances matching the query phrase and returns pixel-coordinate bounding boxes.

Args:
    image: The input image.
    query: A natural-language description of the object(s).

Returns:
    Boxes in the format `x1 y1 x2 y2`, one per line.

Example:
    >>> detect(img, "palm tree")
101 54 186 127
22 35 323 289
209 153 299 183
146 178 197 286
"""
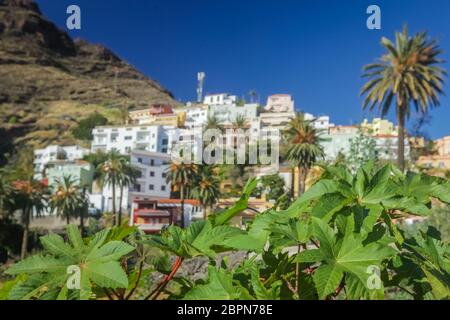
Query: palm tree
166 162 198 227
117 162 140 226
49 175 88 226
232 114 248 129
10 178 48 258
99 149 127 225
190 165 221 218
361 26 446 172
284 113 325 196
205 115 224 132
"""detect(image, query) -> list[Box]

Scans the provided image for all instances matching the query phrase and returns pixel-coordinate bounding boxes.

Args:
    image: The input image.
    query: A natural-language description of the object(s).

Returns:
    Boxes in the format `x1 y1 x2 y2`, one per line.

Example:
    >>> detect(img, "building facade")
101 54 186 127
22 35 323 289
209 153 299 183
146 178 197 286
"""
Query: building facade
131 198 203 233
46 160 95 191
208 103 258 124
184 106 209 128
203 93 237 106
34 145 90 179
321 126 359 160
128 151 172 199
373 134 411 161
361 118 397 136
416 136 450 170
265 94 295 113
91 125 175 155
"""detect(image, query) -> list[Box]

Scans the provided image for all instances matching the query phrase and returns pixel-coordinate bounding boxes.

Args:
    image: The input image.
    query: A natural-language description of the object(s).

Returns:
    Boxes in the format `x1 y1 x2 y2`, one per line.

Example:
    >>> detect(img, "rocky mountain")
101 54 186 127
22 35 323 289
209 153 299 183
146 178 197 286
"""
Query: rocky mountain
0 0 178 165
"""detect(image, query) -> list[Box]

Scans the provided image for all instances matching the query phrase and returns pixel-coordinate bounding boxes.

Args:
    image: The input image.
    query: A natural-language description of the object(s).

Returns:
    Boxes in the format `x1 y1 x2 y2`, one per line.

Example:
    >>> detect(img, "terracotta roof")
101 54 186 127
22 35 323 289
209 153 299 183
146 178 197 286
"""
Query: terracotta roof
373 134 398 138
133 198 200 206
158 199 200 206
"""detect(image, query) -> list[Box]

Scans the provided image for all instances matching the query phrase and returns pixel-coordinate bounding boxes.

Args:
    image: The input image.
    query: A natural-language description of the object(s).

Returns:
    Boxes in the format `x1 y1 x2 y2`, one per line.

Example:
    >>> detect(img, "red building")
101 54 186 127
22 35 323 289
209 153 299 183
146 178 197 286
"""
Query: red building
131 198 203 234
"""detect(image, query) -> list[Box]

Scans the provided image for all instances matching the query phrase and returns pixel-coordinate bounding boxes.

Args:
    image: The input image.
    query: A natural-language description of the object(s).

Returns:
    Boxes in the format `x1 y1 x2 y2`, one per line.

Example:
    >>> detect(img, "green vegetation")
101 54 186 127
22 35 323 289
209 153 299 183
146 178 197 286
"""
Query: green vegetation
347 130 378 173
284 113 326 196
2 163 449 300
72 113 108 141
49 176 89 232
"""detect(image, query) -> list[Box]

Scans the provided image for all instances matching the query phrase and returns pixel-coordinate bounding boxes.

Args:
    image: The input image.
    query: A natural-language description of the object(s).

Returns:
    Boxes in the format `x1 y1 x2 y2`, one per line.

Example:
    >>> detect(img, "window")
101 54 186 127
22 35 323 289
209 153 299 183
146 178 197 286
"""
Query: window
161 186 166 191
138 158 142 163
162 148 167 153
124 136 132 140
162 138 169 145
150 159 155 166
162 172 167 178
150 171 155 177
149 184 154 191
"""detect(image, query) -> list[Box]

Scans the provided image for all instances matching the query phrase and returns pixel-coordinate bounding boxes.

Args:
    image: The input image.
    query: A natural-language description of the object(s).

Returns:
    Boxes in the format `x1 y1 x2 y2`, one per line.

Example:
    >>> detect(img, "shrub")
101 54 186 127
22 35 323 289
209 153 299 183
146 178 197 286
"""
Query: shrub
72 113 108 141
2 164 450 300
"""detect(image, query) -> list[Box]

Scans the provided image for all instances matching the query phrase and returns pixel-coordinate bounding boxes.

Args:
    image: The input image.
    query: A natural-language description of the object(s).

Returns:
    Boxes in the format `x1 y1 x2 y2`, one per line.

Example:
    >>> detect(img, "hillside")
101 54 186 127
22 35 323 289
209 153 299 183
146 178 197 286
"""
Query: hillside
0 0 178 165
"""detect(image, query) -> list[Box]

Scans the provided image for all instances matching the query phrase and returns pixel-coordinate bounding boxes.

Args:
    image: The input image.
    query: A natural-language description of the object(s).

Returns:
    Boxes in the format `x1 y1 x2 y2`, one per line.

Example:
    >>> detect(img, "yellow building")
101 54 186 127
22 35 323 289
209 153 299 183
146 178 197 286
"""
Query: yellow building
129 105 185 127
435 136 450 156
361 118 397 136
416 135 450 171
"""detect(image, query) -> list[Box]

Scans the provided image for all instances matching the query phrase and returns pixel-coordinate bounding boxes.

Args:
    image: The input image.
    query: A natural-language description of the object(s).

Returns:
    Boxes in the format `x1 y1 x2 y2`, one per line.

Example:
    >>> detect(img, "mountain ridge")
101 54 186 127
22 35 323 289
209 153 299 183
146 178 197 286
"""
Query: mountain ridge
0 0 178 165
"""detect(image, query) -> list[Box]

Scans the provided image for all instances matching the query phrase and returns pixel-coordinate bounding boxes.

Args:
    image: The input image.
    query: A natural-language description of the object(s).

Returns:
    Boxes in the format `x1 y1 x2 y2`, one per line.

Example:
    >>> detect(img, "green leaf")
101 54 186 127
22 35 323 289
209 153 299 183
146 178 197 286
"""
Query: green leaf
422 268 450 300
85 261 129 289
313 264 344 299
6 255 68 275
40 233 77 261
183 266 246 300
86 241 135 262
210 178 258 226
297 249 325 263
67 224 85 252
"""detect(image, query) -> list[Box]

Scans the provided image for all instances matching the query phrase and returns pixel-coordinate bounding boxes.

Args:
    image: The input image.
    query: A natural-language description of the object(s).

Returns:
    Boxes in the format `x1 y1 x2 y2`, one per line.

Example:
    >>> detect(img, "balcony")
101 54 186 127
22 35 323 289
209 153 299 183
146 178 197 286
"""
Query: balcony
137 223 170 232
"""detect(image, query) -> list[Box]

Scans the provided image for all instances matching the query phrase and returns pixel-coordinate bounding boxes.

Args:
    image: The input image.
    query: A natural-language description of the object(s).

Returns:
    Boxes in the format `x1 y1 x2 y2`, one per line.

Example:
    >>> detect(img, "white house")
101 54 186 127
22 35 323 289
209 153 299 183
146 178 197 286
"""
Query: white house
34 145 90 179
208 103 258 124
203 93 237 106
304 113 335 131
265 94 295 113
184 106 209 128
91 124 175 155
128 151 172 199
321 126 360 160
373 134 411 161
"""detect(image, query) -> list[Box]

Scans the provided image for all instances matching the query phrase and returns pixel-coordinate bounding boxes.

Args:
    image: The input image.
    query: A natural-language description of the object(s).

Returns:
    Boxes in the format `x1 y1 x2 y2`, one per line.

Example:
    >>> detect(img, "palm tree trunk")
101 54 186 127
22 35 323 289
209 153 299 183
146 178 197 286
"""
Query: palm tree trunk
180 185 185 228
290 167 295 197
397 106 406 172
66 214 70 225
20 206 30 259
80 210 84 236
118 185 124 226
112 180 117 225
298 166 308 196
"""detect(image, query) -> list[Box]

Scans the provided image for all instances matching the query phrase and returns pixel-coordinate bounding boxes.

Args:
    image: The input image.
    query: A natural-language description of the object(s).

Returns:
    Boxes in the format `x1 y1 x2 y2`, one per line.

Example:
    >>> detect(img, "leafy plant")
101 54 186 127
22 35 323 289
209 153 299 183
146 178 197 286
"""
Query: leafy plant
3 164 450 300
4 225 134 300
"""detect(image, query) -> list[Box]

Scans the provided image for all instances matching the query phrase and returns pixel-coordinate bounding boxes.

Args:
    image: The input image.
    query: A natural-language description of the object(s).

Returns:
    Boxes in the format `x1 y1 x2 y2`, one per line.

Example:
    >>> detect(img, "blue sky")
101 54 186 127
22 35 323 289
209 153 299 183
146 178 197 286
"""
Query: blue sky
37 0 450 139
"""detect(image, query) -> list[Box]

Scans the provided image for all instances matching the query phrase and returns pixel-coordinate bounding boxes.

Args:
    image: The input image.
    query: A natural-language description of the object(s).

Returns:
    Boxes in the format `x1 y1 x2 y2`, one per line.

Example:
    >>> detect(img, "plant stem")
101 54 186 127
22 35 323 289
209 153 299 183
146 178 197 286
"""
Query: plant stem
144 257 184 300
103 288 115 300
295 244 301 295
125 260 144 300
